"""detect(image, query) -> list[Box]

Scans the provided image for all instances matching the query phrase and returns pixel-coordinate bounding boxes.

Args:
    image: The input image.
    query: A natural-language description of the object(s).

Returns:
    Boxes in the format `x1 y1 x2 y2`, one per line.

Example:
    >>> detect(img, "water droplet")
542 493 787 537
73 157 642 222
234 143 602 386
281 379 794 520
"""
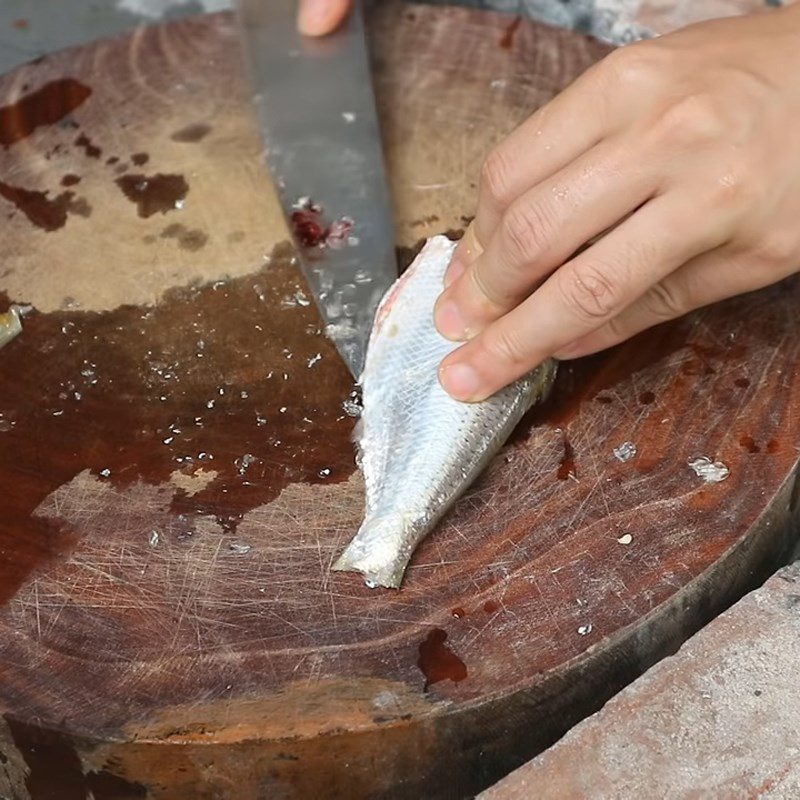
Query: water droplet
149 530 160 548
577 624 592 636
613 441 637 462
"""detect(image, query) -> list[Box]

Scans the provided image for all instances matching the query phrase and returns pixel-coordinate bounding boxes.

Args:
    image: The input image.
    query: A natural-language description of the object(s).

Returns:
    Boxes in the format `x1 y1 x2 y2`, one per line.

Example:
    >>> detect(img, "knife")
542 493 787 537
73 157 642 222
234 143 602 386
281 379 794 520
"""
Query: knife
235 0 397 379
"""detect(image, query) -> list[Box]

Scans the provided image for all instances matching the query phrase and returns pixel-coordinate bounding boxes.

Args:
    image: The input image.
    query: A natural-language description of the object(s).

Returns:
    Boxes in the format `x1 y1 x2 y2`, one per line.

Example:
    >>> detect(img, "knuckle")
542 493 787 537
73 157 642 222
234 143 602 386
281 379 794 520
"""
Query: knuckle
651 94 729 150
604 44 663 87
707 162 762 213
753 231 799 269
500 201 556 264
557 262 621 321
480 147 516 210
643 280 686 320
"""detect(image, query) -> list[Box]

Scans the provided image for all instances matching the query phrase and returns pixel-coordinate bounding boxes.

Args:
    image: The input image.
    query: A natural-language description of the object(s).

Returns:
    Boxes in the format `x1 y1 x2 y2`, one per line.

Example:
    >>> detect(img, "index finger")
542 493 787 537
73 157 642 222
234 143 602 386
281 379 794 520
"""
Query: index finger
298 0 352 36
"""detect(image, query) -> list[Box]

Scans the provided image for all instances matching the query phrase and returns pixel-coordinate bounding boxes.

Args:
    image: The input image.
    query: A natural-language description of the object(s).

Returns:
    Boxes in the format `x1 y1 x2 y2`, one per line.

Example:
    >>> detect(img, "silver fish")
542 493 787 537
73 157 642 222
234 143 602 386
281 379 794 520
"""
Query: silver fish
333 235 557 589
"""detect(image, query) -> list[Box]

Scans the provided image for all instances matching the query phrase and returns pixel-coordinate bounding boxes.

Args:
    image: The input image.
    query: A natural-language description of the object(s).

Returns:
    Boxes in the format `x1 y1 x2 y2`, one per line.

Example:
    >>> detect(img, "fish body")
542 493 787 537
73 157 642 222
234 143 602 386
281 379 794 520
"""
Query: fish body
333 235 556 589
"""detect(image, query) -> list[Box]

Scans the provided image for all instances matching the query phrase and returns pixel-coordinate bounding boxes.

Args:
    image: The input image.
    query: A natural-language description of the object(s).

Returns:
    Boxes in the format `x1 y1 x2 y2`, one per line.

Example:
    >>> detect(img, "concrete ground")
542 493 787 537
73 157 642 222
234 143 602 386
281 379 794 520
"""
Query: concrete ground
483 561 800 799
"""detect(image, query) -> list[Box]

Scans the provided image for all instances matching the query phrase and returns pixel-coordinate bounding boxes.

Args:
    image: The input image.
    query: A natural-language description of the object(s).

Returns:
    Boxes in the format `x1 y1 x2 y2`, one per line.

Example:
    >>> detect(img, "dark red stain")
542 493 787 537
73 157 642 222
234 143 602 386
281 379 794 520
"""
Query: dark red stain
523 320 700 431
0 181 89 231
767 439 780 454
115 173 188 218
106 156 119 165
639 390 655 405
160 222 208 252
74 132 101 158
290 199 356 251
417 629 467 691
499 16 522 49
739 435 760 454
0 244 355 604
170 122 212 143
451 607 466 619
60 174 81 187
12 18 29 30
557 434 576 481
594 394 613 404
291 199 327 249
483 600 499 614
0 78 91 148
131 152 149 166
735 377 750 389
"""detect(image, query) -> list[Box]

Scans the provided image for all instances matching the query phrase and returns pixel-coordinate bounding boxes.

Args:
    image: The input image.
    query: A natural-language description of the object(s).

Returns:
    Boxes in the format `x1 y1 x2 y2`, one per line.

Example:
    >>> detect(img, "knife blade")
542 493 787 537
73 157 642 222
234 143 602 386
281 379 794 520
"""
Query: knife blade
235 0 397 379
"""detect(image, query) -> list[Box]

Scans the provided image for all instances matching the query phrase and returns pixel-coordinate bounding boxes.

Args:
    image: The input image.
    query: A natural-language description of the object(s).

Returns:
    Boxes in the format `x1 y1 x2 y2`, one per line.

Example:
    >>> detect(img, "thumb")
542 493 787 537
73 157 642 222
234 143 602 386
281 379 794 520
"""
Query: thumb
298 0 352 36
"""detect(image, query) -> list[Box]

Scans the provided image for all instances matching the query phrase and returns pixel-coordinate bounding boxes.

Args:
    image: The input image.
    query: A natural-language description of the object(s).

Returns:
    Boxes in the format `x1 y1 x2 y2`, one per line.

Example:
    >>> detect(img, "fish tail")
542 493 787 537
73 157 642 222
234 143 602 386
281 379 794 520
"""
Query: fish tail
332 515 414 590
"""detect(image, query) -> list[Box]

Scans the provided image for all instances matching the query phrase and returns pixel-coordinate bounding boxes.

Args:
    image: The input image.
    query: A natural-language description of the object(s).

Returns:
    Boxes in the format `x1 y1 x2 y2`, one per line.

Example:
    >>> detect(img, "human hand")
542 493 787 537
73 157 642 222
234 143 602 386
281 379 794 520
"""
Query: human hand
435 4 800 402
298 0 352 35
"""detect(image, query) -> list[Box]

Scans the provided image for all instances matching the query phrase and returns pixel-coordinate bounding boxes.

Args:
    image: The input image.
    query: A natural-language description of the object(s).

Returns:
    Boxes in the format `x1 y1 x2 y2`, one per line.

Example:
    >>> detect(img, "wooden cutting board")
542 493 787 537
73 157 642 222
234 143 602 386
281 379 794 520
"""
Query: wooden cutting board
0 4 798 799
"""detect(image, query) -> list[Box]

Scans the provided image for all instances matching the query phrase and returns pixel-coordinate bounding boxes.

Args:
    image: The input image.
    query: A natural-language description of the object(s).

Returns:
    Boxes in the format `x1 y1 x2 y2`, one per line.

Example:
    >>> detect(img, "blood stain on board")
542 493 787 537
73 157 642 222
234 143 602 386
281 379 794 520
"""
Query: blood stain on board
0 243 355 605
451 607 466 619
115 173 188 218
60 174 81 187
483 600 499 614
557 434 576 481
0 181 89 231
499 16 522 49
0 78 92 147
417 629 467 691
739 435 760 454
74 133 101 158
131 152 149 167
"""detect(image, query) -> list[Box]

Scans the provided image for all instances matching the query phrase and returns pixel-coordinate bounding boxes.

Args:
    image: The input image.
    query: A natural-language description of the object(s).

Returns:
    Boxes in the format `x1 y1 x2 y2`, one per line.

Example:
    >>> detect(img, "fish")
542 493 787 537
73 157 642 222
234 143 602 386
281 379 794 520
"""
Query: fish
333 235 557 589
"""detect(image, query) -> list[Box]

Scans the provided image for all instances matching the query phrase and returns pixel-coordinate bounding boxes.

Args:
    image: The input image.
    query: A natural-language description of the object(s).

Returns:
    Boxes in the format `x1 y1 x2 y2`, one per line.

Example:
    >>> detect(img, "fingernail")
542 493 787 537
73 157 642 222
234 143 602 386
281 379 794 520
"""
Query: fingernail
444 256 466 288
440 362 481 401
434 299 468 341
298 0 330 35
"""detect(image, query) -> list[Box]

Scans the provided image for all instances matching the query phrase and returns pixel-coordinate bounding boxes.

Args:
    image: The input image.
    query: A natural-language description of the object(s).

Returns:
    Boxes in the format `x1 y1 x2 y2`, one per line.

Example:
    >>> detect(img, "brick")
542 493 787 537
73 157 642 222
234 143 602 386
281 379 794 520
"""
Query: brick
481 562 800 800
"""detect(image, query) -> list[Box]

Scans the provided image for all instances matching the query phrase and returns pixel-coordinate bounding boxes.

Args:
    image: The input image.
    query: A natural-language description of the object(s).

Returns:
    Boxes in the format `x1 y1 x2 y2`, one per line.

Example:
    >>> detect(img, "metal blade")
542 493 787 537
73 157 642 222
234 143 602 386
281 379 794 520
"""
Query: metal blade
236 0 397 379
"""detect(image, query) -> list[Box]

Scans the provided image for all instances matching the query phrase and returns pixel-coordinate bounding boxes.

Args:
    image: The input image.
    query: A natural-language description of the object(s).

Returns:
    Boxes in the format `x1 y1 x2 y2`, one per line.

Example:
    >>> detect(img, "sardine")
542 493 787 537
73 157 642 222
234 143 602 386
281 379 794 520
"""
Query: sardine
333 235 557 589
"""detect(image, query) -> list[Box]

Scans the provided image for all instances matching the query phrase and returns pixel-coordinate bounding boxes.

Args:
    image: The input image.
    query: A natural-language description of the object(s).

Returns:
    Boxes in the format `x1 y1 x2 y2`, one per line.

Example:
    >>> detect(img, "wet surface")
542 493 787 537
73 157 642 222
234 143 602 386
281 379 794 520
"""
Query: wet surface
170 123 212 143
0 78 91 147
0 243 356 604
74 132 100 158
115 173 189 218
0 180 89 231
417 628 468 691
159 222 208 252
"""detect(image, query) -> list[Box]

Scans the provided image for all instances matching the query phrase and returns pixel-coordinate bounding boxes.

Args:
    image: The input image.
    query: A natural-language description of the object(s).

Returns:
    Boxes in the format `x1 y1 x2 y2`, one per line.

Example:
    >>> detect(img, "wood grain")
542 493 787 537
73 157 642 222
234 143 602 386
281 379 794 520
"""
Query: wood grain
0 4 798 799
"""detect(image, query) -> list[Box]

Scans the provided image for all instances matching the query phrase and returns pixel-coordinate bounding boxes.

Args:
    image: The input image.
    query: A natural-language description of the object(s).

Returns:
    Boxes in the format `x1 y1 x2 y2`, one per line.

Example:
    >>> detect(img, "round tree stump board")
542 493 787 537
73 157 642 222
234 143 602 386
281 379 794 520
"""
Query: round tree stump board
0 4 798 799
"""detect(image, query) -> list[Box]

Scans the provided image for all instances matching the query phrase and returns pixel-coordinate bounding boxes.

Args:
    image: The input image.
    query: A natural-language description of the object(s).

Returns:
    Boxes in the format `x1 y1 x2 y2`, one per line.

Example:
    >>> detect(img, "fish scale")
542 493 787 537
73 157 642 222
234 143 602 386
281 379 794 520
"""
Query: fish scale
334 235 557 589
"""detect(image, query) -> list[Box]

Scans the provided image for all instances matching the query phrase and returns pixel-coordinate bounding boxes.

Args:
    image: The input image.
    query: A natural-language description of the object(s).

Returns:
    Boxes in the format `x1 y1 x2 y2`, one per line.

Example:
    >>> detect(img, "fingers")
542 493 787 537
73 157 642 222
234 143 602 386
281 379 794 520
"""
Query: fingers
298 0 351 36
446 56 625 281
435 134 657 341
553 245 796 358
438 190 731 401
